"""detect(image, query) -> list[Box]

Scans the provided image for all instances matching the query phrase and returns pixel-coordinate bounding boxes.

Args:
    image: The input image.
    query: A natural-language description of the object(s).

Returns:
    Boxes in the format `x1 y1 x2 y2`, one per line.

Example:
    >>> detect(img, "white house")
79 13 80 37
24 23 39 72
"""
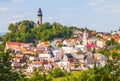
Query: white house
44 64 52 70
87 37 97 44
96 39 106 48
75 45 87 52
29 56 35 61
63 39 75 47
39 54 51 60
26 66 35 73
53 49 63 61
57 61 70 70
62 47 77 54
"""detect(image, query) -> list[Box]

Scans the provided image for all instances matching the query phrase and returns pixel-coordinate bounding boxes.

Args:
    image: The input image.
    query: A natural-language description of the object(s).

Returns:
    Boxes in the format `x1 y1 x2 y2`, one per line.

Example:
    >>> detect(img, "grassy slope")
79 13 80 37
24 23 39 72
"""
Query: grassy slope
52 71 81 81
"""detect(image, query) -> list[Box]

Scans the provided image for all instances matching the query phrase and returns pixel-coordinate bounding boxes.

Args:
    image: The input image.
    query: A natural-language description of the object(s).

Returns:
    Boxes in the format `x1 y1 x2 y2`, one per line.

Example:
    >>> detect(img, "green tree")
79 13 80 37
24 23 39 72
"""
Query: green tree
52 67 64 78
29 68 52 81
0 50 21 81
106 38 116 46
8 23 17 32
58 44 63 48
0 43 5 52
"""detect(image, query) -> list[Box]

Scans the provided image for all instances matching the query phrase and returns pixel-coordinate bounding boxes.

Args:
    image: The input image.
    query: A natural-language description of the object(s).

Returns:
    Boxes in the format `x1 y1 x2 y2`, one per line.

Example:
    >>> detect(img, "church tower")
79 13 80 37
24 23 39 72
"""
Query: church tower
37 8 42 25
82 30 88 45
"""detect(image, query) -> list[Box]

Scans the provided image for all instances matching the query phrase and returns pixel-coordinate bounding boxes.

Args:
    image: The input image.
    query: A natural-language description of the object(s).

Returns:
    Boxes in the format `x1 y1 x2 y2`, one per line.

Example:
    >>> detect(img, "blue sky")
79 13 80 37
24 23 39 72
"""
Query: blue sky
0 0 120 32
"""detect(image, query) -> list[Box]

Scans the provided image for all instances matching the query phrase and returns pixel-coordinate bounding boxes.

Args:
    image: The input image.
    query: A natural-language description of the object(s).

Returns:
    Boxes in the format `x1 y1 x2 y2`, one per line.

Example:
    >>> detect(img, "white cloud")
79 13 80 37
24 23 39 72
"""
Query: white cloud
109 4 120 14
86 2 98 6
12 15 24 19
12 0 25 2
26 18 31 20
86 0 107 7
0 7 11 11
10 20 16 24
71 24 78 27
87 0 120 14
94 3 120 14
4 14 24 25
47 17 54 21
60 7 80 11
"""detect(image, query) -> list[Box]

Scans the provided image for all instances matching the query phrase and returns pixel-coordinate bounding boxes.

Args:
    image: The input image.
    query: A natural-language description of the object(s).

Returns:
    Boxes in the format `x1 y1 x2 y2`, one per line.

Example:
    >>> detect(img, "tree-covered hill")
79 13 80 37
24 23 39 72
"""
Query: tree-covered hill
2 20 72 43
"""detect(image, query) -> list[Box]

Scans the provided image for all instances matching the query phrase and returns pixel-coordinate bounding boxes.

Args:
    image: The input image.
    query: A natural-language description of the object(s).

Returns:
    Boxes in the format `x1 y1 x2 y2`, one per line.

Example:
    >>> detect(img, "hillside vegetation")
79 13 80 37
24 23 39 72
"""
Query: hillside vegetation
2 20 72 43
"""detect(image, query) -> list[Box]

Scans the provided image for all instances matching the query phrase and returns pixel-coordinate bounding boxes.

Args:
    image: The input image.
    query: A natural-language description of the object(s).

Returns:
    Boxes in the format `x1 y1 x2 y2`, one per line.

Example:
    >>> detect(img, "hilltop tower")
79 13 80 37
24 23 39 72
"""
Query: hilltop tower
37 8 42 25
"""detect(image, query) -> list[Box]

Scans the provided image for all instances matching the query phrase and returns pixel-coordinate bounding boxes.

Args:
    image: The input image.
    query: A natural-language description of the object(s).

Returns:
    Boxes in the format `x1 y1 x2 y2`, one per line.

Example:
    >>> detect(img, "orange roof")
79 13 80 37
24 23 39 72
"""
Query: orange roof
70 62 75 66
33 61 43 64
43 42 50 45
15 57 21 60
91 31 97 35
48 60 53 63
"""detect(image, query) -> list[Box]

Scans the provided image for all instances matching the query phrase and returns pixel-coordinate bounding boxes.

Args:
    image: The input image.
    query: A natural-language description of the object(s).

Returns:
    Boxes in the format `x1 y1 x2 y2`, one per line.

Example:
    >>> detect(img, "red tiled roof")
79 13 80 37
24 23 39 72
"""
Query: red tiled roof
7 42 18 45
87 44 96 48
6 42 25 46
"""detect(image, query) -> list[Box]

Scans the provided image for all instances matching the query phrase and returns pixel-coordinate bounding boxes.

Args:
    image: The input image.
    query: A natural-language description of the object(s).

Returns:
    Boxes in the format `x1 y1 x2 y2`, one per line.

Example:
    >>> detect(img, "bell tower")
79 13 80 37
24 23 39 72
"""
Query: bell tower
37 8 42 25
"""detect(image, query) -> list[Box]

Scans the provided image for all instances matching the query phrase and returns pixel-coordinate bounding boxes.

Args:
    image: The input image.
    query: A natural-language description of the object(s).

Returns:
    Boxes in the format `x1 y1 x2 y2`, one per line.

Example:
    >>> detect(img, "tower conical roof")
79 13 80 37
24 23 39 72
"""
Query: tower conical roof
38 8 42 16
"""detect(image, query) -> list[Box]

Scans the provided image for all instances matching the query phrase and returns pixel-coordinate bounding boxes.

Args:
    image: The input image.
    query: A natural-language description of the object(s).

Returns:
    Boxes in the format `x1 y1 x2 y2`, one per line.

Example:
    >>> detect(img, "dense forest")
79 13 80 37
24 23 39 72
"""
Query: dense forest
2 20 72 43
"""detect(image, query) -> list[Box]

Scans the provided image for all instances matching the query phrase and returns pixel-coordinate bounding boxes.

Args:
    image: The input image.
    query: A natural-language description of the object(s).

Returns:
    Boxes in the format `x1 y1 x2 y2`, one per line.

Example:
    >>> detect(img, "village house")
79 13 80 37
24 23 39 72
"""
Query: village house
14 54 26 63
87 37 97 44
111 35 120 43
21 43 36 54
39 41 50 47
75 38 82 45
55 39 63 47
63 39 76 47
75 45 87 52
57 61 70 70
96 39 106 48
62 47 77 54
6 42 25 50
39 53 51 60
63 53 74 62
26 66 35 73
53 48 63 61
38 48 53 60
11 62 22 69
32 60 43 67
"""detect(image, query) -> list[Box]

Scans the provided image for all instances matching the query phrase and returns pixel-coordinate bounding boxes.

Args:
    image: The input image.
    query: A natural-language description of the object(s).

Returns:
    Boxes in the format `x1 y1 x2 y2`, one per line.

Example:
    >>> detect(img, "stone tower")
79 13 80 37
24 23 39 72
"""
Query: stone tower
37 8 42 25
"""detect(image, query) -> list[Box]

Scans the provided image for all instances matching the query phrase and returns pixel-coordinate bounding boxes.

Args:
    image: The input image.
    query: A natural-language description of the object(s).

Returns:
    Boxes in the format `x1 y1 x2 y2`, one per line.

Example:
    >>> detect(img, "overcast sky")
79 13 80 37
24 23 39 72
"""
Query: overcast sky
0 0 120 32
